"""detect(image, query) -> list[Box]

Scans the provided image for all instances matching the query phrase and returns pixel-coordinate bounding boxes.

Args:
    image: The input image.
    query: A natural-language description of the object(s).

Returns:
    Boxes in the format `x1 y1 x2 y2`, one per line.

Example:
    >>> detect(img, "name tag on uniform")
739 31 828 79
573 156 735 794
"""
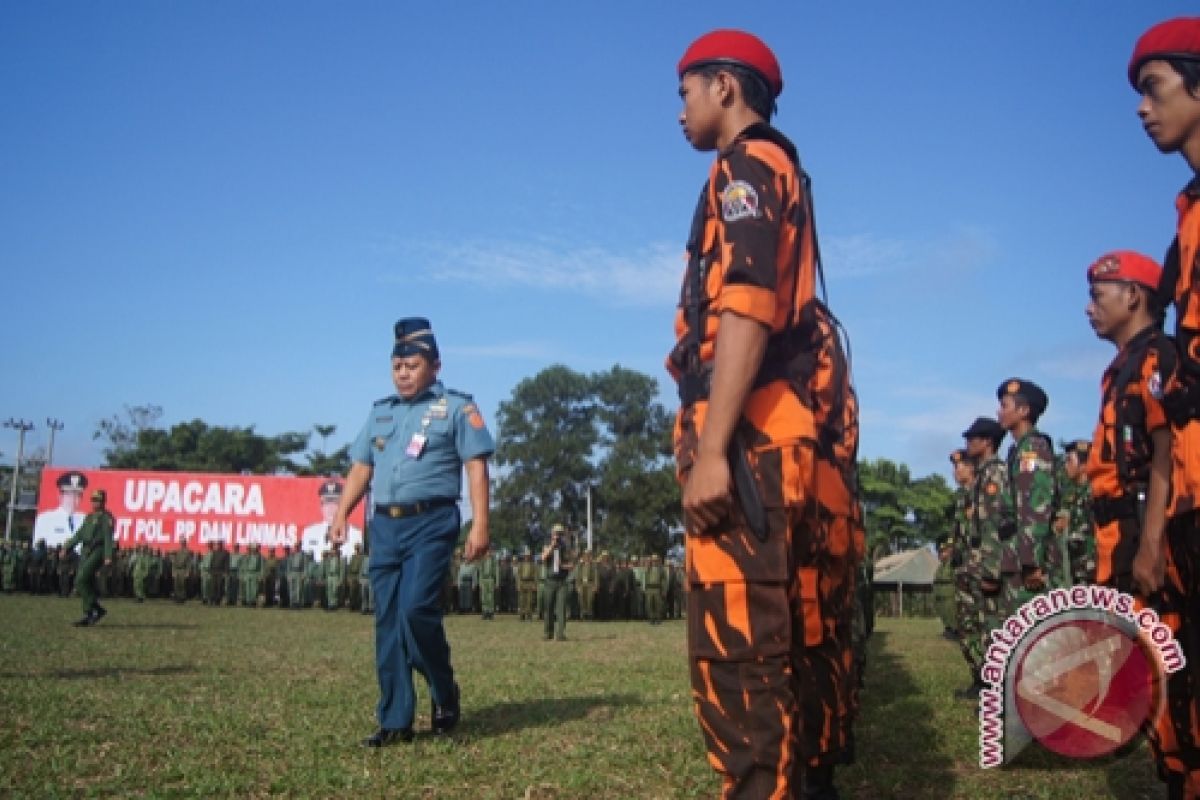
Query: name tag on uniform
428 406 448 419
406 433 427 459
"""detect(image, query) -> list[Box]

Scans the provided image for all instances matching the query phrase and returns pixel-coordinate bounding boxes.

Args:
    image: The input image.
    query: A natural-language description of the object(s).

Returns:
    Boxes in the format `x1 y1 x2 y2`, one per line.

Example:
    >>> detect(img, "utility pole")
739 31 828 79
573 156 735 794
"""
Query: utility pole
586 484 593 553
4 419 34 542
45 418 64 466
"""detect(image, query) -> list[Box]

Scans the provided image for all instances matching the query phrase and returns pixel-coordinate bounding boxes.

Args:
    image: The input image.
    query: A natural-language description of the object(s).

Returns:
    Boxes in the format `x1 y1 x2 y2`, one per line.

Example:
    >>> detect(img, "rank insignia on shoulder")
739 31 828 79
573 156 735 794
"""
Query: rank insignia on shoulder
721 180 760 222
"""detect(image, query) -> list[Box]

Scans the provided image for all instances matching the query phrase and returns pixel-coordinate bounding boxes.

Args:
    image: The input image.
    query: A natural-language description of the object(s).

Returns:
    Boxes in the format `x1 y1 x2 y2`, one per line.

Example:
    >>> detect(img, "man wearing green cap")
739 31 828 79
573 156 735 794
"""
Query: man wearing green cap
61 489 116 626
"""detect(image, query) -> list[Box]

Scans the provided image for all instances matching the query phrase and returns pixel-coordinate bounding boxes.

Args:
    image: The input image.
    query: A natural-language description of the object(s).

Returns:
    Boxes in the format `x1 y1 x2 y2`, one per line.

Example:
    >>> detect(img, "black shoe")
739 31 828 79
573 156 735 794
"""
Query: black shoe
72 612 96 627
432 683 460 734
954 681 983 701
361 727 413 747
942 628 960 642
92 604 107 622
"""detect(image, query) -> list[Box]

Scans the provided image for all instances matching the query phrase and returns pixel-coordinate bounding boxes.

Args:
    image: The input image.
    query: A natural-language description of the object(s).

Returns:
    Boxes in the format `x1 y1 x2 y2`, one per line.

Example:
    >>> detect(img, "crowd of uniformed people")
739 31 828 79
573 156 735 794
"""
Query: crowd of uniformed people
0 532 685 623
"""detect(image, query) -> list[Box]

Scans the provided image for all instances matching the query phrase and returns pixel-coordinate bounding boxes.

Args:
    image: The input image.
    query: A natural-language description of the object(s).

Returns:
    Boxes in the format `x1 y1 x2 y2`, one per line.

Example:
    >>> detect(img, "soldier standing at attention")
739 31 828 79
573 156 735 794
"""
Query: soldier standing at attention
576 550 597 620
359 549 373 615
948 442 984 700
322 545 344 610
1128 22 1200 796
347 543 364 611
541 524 574 641
200 541 215 605
997 379 1063 594
1083 249 1188 793
61 489 115 626
241 543 263 607
171 539 192 603
477 550 497 620
644 554 666 625
285 544 305 609
132 545 150 603
967 418 1018 675
224 543 242 606
669 29 863 798
329 317 494 747
516 552 536 620
1056 441 1096 585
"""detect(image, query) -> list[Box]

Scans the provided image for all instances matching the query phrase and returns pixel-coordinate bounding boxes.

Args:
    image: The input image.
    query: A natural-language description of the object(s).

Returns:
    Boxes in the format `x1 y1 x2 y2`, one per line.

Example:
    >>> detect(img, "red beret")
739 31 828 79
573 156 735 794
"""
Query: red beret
1128 17 1200 89
1087 250 1162 291
678 29 783 99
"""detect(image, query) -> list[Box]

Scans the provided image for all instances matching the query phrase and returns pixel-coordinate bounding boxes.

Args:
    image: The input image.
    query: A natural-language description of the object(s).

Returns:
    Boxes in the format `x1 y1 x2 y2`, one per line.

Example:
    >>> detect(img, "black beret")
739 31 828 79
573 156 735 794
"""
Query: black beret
997 378 1048 419
962 417 1005 442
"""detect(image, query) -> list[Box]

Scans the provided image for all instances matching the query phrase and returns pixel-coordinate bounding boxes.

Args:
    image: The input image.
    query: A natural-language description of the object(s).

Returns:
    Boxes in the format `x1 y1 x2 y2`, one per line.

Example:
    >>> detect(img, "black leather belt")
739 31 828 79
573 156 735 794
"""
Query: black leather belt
374 498 456 518
1091 494 1139 527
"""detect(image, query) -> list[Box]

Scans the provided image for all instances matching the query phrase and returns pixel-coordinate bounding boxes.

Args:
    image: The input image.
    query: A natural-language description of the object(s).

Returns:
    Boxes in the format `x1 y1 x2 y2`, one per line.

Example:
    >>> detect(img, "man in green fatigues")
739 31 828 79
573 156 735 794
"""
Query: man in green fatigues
932 538 957 638
477 551 498 620
171 540 192 603
535 554 548 620
211 540 230 605
285 544 305 609
1056 440 1096 585
347 543 364 611
576 551 598 620
644 554 666 625
517 553 537 620
132 545 151 602
970 415 1020 690
304 551 321 608
61 489 116 626
359 551 373 615
998 379 1064 595
323 546 344 610
541 524 574 641
241 543 263 607
200 542 215 604
499 555 516 614
631 556 646 620
948 439 984 700
225 543 243 606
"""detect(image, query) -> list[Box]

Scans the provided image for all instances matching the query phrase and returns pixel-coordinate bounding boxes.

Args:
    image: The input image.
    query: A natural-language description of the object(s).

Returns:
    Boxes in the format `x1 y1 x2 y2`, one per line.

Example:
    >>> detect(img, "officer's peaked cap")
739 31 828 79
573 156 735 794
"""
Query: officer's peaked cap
57 471 88 492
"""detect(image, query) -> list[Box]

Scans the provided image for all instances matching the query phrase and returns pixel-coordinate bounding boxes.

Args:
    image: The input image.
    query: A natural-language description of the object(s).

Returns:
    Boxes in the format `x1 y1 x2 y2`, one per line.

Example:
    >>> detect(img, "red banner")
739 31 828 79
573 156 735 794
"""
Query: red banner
34 468 366 556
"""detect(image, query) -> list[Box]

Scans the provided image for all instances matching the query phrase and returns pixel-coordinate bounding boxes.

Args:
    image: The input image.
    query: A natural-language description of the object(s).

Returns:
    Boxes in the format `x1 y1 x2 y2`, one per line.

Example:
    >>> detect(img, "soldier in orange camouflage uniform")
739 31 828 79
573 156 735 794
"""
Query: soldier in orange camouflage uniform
668 29 862 800
1129 19 1200 798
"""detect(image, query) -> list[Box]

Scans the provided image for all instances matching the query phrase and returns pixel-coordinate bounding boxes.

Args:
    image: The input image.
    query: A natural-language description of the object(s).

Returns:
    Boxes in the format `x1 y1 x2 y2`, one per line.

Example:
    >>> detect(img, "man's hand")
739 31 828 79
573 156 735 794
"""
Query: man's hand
1132 534 1166 596
1023 567 1045 592
683 451 733 533
328 516 347 546
463 523 489 562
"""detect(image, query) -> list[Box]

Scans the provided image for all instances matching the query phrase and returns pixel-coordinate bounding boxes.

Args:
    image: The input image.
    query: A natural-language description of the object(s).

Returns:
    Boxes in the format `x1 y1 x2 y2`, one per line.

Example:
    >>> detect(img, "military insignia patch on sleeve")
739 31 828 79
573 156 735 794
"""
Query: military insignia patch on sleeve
720 180 760 222
462 403 485 430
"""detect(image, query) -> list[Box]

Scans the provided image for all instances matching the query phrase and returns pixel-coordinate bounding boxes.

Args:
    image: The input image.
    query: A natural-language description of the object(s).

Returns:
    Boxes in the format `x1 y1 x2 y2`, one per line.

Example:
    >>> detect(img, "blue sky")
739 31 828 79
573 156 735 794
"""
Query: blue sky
2 1 1197 487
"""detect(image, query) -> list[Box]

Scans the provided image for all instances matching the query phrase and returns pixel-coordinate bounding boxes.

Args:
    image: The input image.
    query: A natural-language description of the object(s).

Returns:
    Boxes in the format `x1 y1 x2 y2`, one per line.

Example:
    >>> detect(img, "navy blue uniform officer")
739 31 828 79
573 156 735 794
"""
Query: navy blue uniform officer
330 318 494 747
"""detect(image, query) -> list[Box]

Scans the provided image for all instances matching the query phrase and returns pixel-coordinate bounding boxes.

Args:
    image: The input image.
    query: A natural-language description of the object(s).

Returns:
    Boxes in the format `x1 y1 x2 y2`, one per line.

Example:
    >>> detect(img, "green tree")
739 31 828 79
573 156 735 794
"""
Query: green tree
491 365 598 552
98 415 309 474
298 424 351 476
94 404 163 460
857 458 954 556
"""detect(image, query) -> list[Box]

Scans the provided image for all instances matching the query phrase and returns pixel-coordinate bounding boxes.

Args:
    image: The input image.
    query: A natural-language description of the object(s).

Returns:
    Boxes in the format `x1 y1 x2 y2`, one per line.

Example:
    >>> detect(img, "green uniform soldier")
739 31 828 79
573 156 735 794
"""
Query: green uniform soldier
932 539 957 638
541 524 574 641
631 557 646 620
210 540 230 605
0 542 12 592
57 545 76 597
998 379 1065 594
644 554 666 625
323 546 344 610
132 545 151 602
597 551 615 620
359 551 373 615
576 551 598 620
241 543 263 607
445 548 462 613
535 555 548 620
285 545 304 608
1057 440 1096 585
499 555 516 613
347 544 364 611
516 553 537 620
171 540 192 602
200 542 215 604
225 543 243 606
969 417 1020 684
61 489 116 626
305 552 322 608
477 551 498 620
948 440 984 699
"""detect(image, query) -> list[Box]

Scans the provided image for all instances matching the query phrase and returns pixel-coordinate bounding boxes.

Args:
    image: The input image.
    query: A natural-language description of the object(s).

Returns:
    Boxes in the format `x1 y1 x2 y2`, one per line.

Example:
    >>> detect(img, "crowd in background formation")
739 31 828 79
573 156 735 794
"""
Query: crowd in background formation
0 535 687 623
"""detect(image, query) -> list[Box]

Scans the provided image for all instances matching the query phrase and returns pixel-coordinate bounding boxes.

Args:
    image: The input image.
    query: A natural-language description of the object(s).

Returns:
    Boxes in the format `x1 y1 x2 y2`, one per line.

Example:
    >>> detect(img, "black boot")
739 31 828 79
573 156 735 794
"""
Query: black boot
802 765 839 800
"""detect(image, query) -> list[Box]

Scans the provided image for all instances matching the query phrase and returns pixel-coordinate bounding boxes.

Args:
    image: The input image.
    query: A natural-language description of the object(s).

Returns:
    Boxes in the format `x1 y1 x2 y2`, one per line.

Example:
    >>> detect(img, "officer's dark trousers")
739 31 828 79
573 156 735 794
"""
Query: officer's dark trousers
75 549 103 614
370 505 459 730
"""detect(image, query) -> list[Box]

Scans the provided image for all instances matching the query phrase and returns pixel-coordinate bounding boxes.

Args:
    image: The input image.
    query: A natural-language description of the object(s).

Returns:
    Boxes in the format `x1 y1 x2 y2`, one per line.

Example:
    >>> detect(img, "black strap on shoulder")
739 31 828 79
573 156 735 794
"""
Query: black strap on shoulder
1157 237 1180 333
1104 326 1167 488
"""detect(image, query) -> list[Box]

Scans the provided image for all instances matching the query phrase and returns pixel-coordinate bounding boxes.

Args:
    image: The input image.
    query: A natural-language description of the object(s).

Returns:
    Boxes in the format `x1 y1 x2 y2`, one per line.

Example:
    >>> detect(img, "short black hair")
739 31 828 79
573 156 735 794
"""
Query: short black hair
1167 57 1200 97
691 62 775 120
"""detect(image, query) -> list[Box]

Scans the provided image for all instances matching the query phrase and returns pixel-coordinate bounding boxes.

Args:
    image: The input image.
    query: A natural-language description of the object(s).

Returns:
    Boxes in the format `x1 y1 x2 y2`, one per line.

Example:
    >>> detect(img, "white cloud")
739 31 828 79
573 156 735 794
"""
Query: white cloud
443 341 560 360
823 225 998 279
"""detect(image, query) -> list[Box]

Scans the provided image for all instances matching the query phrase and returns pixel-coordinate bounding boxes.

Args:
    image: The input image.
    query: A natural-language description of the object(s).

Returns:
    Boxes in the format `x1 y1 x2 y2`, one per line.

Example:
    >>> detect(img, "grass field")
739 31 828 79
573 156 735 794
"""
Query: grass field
0 596 1166 799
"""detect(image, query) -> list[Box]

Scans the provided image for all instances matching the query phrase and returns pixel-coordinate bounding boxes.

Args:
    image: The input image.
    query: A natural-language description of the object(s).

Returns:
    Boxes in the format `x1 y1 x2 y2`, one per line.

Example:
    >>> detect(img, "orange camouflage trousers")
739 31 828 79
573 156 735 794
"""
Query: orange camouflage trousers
1097 514 1200 797
685 439 860 799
